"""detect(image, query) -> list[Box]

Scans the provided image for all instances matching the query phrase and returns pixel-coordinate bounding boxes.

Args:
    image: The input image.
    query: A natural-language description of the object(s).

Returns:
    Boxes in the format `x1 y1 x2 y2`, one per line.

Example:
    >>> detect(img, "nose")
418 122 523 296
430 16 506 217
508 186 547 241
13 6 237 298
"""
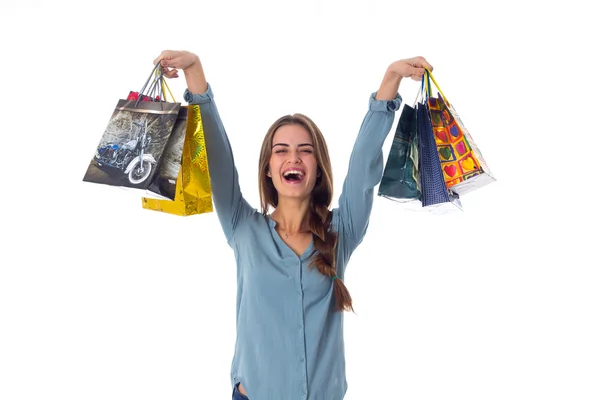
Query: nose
287 150 302 164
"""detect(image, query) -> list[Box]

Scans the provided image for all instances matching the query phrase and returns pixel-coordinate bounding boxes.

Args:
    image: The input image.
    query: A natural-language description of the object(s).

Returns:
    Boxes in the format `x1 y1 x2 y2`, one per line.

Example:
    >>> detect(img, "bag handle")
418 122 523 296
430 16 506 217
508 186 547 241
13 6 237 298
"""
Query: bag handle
148 68 176 102
411 73 428 106
132 62 177 108
146 65 177 103
137 62 162 102
423 68 450 106
161 75 176 103
414 67 441 106
147 70 166 101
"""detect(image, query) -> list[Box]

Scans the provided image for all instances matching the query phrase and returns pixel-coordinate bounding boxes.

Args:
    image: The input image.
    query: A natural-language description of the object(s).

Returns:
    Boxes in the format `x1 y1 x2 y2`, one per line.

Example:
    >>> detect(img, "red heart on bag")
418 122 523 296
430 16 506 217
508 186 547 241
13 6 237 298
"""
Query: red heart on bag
435 129 448 143
444 164 457 177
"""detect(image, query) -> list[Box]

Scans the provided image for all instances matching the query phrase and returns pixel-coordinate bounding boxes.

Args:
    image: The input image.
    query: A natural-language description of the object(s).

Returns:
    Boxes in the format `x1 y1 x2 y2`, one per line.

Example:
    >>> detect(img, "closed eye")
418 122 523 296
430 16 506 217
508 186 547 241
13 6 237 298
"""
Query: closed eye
272 146 313 154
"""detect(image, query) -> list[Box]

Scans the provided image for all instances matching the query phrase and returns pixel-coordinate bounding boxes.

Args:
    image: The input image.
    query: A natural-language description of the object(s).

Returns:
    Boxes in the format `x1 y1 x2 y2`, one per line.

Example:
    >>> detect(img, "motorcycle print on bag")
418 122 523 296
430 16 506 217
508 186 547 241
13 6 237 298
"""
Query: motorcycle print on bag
95 118 155 184
83 98 181 200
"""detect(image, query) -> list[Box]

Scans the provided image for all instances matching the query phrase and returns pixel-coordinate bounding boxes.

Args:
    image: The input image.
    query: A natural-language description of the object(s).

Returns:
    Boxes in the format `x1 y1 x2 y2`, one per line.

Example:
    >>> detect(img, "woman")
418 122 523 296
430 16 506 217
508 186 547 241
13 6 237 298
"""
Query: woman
154 50 432 400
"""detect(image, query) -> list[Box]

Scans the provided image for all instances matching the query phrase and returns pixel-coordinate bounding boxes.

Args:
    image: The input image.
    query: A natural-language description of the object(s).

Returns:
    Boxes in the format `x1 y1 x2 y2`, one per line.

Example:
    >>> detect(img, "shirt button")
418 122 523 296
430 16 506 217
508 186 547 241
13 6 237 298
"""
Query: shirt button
297 324 302 329
300 357 305 363
387 100 399 111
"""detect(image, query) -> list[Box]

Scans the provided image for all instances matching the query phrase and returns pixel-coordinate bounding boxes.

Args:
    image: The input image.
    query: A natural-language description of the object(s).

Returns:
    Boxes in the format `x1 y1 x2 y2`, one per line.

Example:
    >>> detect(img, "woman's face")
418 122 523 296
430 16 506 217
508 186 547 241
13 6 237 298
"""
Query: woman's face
268 124 319 201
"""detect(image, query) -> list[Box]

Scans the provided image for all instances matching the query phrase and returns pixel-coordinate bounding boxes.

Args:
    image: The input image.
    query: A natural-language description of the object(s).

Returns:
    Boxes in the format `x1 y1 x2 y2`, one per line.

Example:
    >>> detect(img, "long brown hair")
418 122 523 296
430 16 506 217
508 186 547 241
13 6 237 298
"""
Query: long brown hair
258 114 353 312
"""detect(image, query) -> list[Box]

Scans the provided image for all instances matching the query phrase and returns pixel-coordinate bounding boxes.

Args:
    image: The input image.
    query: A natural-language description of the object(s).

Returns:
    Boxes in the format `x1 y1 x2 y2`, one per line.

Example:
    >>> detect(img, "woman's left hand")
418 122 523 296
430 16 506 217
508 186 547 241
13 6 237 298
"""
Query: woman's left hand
387 56 434 81
376 56 434 100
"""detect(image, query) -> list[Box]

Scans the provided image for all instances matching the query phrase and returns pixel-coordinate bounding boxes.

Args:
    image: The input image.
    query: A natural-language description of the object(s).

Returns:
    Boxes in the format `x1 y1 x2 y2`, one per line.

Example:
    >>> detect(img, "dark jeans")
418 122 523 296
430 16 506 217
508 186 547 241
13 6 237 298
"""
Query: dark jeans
232 383 249 400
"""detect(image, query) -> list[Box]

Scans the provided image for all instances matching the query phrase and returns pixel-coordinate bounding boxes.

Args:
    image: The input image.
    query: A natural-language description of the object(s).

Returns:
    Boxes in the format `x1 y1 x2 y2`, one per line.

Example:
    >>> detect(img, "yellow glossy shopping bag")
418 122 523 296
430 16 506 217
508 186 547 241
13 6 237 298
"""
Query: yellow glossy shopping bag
142 104 213 216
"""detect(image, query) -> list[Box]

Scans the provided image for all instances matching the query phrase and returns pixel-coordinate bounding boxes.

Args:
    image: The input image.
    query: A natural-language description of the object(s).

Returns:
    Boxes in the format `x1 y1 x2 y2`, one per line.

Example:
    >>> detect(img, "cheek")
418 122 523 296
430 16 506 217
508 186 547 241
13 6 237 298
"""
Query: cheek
305 156 318 174
268 157 279 176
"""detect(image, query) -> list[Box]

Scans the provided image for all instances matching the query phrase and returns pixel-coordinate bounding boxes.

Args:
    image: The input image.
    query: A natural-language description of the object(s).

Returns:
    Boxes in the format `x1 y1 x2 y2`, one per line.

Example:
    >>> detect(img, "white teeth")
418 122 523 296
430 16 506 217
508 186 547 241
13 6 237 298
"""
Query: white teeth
283 170 304 177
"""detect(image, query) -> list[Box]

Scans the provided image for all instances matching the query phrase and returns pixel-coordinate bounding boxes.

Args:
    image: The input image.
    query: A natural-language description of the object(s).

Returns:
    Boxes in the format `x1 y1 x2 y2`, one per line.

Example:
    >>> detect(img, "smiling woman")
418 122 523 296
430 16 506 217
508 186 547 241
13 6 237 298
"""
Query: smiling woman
152 49 432 399
263 118 322 200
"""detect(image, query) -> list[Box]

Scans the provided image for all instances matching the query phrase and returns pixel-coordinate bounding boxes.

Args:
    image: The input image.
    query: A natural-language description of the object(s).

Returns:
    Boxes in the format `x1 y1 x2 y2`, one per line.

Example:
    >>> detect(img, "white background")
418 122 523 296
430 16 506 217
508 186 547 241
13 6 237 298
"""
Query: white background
1 1 598 399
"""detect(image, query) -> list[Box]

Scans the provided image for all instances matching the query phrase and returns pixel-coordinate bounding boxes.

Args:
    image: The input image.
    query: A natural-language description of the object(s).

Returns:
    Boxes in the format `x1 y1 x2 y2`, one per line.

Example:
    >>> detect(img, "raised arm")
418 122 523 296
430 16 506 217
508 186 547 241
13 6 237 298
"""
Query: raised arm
337 57 433 244
155 51 254 243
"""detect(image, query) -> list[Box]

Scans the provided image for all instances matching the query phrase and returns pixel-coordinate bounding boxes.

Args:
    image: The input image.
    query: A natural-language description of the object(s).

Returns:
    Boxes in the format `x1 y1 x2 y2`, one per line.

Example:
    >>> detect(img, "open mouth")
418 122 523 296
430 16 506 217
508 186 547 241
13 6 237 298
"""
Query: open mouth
282 168 305 183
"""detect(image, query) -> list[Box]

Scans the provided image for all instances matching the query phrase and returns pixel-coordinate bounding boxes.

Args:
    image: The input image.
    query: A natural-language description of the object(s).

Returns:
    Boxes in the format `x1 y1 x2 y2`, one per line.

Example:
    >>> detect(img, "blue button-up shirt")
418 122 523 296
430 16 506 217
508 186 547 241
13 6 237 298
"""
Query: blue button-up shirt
184 84 401 400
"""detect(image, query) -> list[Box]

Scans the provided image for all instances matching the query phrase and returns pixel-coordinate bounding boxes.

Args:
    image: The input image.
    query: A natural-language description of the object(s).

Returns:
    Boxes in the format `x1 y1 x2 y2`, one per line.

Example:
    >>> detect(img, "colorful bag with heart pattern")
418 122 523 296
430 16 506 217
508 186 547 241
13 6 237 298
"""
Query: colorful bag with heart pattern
424 69 495 196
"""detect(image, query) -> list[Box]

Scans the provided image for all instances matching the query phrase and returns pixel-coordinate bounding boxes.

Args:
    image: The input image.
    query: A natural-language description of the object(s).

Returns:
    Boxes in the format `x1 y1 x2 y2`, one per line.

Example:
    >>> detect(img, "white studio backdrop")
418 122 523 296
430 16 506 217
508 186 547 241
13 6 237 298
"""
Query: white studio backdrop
0 1 598 399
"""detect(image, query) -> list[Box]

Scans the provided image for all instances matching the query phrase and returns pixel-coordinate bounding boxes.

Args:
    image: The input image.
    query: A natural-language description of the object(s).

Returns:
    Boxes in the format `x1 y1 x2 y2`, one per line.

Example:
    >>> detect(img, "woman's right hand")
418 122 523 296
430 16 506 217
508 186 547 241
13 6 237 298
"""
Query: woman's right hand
153 50 200 79
153 50 207 94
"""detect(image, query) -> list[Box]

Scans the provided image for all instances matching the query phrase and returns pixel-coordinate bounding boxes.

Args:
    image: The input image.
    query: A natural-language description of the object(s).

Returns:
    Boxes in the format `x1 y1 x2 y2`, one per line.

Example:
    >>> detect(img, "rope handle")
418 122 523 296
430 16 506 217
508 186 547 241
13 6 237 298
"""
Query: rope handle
153 67 176 103
135 62 177 105
423 67 450 106
160 75 176 103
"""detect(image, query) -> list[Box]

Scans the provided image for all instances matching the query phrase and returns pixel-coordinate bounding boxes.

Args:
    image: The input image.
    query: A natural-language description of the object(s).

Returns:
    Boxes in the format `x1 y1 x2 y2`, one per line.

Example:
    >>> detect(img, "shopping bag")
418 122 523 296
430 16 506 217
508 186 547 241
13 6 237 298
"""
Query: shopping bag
141 104 213 216
82 63 181 200
378 103 421 202
417 98 461 209
424 69 495 196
